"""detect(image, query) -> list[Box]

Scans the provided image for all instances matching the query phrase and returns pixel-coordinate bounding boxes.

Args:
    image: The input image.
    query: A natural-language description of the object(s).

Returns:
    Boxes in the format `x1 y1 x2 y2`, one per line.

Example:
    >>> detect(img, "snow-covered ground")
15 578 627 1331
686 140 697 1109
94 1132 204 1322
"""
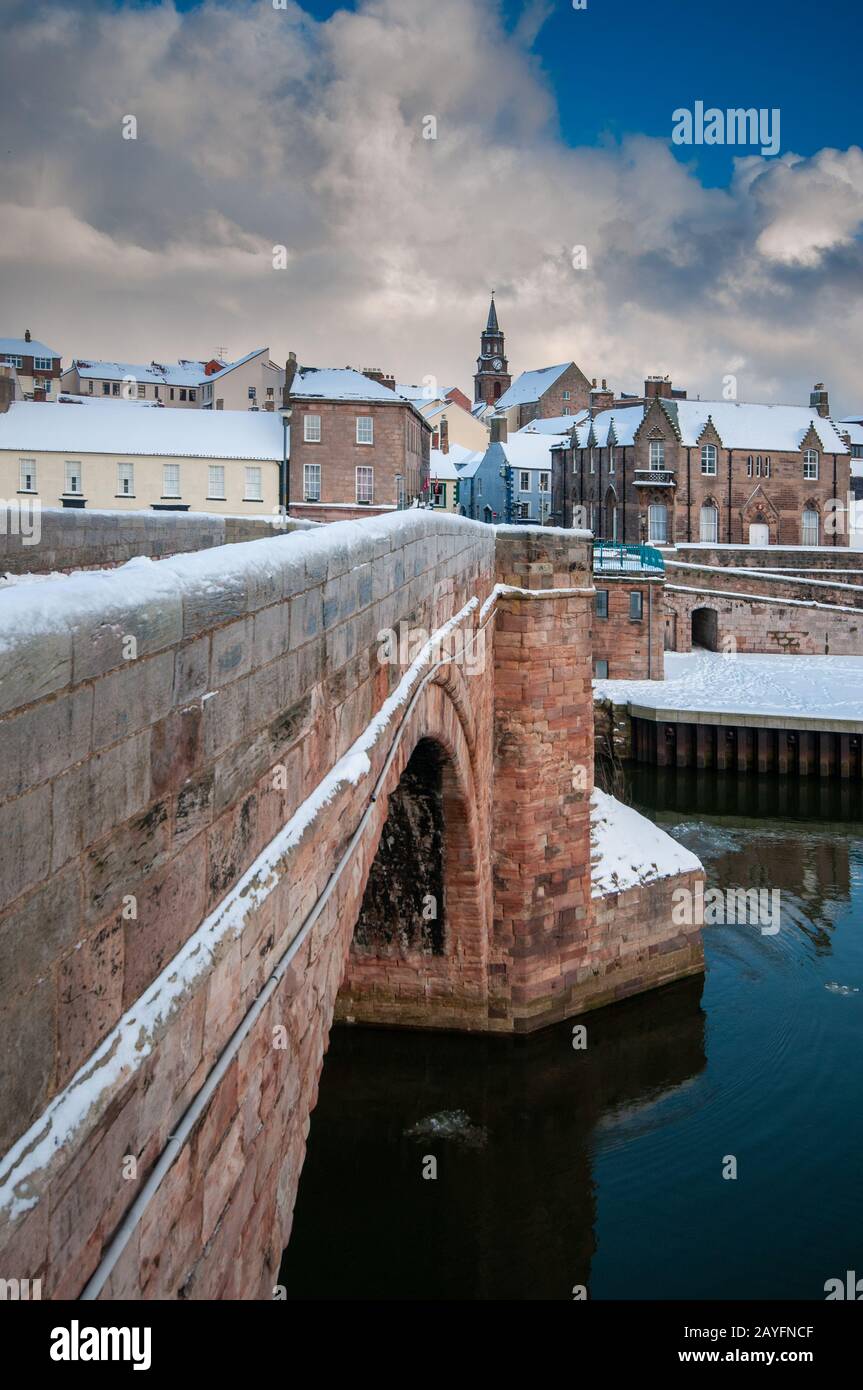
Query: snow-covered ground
591 787 703 896
594 650 863 721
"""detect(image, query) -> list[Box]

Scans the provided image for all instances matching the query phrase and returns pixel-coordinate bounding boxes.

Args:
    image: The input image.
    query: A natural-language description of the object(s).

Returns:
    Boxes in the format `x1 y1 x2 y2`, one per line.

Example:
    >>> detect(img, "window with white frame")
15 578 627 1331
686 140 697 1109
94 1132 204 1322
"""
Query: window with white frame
207 464 226 498
699 502 719 543
87 380 94 394
701 443 717 475
563 390 571 401
803 449 819 480
356 416 374 445
304 414 321 443
34 356 53 371
629 591 644 621
648 502 668 542
802 508 819 545
303 463 321 501
519 471 530 492
64 460 82 494
649 440 665 470
356 465 373 504
117 462 134 496
19 458 36 491
765 456 771 477
3 354 23 369
747 455 753 477
609 446 615 474
162 463 181 497
517 501 530 519
244 466 263 501
539 472 550 494
589 448 595 474
756 456 762 476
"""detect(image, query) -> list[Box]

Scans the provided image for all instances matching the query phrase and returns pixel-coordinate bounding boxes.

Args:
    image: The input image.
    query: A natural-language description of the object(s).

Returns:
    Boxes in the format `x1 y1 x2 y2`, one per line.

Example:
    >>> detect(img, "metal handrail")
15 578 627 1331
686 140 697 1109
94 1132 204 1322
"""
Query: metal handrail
593 540 665 574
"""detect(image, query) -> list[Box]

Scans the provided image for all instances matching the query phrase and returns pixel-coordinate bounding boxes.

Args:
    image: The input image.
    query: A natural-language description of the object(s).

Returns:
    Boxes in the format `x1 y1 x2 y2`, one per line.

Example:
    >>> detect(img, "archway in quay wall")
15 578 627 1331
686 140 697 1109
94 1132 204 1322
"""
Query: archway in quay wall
692 606 719 651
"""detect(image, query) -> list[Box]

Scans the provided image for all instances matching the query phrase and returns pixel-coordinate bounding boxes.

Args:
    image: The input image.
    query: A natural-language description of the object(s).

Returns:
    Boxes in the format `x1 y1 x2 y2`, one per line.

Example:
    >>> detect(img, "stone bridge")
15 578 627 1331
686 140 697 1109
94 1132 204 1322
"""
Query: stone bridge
0 511 702 1299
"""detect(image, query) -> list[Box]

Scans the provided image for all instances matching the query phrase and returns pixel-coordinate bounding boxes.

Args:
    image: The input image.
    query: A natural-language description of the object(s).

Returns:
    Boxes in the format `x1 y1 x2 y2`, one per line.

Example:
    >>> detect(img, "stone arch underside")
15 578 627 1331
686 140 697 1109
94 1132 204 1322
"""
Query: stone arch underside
334 668 493 1031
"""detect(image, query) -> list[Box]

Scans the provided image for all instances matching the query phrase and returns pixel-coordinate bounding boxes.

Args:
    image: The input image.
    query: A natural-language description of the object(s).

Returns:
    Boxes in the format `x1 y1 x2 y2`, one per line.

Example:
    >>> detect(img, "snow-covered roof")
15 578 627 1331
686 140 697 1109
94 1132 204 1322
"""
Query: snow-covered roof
291 367 411 405
0 337 60 359
430 444 482 480
69 358 216 387
495 364 571 411
840 415 863 426
575 405 646 448
660 399 849 452
395 382 442 406
203 348 272 384
518 410 589 435
495 434 556 469
576 400 850 453
56 393 162 409
841 421 863 446
0 399 284 460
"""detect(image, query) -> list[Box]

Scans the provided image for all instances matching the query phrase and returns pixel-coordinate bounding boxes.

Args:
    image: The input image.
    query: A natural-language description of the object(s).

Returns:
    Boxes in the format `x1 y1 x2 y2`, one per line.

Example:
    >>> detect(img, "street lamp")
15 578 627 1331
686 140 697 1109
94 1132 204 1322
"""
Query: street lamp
394 473 405 510
279 406 292 517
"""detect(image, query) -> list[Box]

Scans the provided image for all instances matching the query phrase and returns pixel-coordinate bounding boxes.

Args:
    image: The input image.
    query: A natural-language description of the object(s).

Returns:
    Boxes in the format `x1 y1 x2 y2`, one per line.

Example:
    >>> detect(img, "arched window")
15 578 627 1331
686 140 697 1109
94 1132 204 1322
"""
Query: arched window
756 455 762 476
803 449 819 480
648 502 668 543
765 456 771 477
700 444 717 475
747 455 753 477
699 502 719 543
802 507 819 546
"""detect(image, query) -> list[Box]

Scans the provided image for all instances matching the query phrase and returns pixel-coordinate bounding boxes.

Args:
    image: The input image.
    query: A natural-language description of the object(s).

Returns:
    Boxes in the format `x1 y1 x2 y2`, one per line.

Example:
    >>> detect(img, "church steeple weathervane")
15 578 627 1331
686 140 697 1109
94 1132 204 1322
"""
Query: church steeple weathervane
474 291 511 407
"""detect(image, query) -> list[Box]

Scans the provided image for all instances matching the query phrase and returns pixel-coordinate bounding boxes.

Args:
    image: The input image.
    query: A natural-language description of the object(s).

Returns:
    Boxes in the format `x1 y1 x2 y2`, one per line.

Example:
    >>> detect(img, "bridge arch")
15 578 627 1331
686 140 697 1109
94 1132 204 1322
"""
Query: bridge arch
335 667 493 1030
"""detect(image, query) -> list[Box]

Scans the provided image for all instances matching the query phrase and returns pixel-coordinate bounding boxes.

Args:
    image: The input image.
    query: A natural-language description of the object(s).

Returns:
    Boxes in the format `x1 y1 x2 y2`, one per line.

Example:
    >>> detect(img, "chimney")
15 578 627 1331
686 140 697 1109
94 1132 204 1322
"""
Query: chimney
590 380 614 414
644 374 674 400
0 376 15 413
24 329 31 344
810 382 830 418
490 412 508 444
440 416 449 454
362 367 396 393
283 351 298 407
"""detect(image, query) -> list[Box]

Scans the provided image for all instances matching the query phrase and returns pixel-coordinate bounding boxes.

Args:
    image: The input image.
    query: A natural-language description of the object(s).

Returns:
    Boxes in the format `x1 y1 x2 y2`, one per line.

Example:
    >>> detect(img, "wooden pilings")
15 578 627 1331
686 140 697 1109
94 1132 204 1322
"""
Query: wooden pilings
630 718 862 779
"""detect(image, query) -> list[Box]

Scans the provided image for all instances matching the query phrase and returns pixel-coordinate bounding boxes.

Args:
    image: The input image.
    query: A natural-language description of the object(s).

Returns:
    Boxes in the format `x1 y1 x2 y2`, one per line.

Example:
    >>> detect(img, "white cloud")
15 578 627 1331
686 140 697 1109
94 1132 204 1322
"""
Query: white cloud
0 0 862 410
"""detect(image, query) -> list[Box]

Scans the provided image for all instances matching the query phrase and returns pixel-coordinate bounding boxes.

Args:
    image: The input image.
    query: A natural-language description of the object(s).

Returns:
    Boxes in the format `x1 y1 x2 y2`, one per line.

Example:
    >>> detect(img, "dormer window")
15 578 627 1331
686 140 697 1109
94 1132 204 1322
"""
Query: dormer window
803 449 819 480
649 440 665 470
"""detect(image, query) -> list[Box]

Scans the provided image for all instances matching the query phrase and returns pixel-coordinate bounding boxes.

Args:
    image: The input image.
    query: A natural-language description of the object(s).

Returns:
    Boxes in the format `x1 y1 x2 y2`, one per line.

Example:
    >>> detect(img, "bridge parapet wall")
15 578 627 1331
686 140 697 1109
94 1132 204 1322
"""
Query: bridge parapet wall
0 510 495 1296
0 506 317 576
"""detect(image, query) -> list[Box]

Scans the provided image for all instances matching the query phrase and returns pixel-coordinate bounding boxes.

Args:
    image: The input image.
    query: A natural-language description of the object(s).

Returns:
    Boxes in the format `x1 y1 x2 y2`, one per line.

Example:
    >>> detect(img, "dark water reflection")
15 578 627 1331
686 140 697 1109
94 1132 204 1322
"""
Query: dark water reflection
280 768 863 1300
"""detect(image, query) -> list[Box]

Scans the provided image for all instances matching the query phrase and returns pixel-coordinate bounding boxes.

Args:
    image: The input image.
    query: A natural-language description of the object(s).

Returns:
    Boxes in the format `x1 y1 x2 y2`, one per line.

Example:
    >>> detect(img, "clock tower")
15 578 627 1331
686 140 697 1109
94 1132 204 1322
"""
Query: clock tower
474 292 511 406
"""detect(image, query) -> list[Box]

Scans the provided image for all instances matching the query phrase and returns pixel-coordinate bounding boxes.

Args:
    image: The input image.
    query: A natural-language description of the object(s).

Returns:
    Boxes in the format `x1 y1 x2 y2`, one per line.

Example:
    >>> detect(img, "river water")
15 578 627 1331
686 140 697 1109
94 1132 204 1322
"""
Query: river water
280 768 863 1300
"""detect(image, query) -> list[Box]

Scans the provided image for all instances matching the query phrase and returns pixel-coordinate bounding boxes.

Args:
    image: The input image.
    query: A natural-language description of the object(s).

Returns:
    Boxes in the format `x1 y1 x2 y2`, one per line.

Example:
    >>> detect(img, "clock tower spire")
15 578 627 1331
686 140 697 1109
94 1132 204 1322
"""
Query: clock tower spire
474 291 511 406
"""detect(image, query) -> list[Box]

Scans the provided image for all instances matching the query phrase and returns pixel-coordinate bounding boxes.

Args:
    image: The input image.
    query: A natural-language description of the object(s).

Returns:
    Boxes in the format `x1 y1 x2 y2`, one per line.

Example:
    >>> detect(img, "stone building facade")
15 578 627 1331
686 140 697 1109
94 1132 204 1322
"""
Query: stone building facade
285 364 431 521
555 390 852 549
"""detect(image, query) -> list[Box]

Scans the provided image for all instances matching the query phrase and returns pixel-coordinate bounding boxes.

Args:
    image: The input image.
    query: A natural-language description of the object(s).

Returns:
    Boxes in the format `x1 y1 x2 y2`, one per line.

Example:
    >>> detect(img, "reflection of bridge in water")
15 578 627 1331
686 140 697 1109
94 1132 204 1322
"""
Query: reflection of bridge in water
280 975 707 1301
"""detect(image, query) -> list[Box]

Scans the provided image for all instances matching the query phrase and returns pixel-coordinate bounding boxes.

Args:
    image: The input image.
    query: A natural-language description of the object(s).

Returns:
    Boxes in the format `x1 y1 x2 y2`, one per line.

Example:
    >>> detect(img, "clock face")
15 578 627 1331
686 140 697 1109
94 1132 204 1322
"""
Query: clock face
492 358 503 371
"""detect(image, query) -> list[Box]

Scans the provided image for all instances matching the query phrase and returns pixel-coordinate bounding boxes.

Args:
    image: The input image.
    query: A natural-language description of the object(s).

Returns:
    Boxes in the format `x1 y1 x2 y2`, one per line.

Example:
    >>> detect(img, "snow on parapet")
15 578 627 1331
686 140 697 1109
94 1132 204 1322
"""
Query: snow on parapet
590 787 702 897
0 509 492 652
